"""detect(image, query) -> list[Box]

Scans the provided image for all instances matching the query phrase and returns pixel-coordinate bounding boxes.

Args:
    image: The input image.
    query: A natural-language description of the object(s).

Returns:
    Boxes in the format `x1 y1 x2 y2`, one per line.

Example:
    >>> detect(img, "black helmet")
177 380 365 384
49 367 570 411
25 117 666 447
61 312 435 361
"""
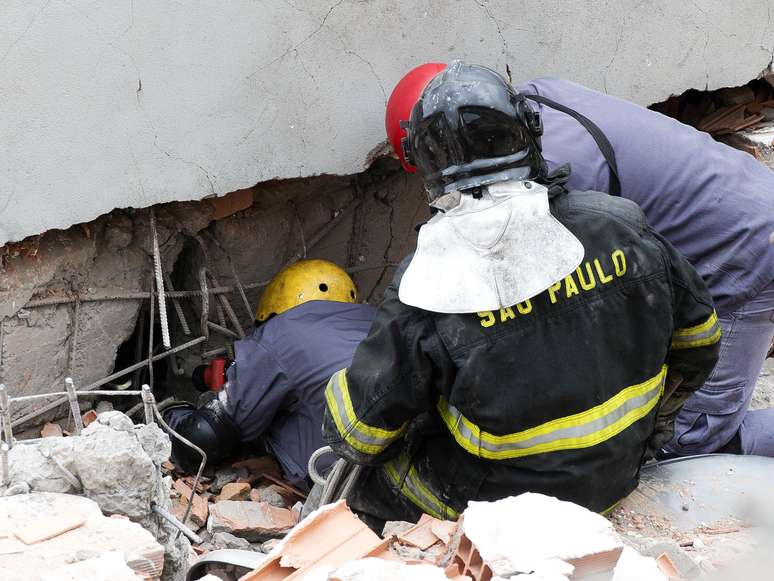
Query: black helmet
404 61 545 202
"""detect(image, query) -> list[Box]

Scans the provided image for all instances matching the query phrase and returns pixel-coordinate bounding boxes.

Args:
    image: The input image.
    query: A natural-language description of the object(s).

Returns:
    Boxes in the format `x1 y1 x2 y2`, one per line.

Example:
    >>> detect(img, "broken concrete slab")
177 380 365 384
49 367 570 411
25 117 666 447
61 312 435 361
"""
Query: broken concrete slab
41 550 144 581
462 493 623 579
73 417 159 519
611 546 667 581
208 500 297 542
0 492 164 581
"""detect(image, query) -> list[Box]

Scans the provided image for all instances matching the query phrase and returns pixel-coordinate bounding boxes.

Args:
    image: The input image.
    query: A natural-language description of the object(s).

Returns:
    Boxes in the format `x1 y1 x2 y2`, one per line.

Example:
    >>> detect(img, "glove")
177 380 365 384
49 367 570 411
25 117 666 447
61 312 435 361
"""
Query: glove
167 397 242 473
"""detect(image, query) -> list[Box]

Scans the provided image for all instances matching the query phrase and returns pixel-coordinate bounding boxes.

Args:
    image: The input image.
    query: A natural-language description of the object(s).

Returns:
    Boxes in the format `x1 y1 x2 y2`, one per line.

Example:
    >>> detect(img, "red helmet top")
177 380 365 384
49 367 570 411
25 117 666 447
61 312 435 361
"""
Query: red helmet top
385 63 447 172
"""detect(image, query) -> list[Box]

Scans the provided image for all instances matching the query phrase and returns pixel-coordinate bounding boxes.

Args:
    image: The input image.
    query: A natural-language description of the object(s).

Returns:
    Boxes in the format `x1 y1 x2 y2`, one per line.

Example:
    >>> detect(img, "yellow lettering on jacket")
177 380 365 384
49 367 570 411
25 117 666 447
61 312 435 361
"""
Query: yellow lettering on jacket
594 258 614 284
477 311 496 328
548 281 562 304
564 274 580 298
612 249 627 276
576 263 596 291
475 249 629 329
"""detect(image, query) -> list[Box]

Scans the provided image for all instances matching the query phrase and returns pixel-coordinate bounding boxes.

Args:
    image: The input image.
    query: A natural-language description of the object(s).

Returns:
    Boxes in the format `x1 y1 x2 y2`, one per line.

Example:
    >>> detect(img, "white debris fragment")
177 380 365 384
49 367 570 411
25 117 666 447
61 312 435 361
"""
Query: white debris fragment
611 546 667 581
463 493 623 578
313 557 450 581
42 551 143 581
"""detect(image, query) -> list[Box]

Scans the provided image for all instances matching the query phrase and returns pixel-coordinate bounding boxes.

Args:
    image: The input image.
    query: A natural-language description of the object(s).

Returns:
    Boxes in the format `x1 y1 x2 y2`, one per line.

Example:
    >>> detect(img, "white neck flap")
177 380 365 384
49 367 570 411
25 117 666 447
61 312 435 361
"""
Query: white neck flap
399 180 585 314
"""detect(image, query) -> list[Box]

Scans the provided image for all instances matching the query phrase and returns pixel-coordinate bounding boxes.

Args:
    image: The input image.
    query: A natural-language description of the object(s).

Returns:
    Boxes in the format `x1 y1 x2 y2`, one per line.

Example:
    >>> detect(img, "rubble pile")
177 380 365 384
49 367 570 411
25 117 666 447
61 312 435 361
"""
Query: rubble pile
1 411 191 580
651 78 774 166
165 456 305 555
192 494 683 581
0 492 164 580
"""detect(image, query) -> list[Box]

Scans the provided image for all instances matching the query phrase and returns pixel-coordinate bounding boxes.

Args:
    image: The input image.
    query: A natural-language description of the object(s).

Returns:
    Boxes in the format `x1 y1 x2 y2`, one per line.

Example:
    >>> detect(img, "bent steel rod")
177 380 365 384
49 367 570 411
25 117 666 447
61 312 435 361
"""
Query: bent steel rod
21 262 394 308
10 336 206 428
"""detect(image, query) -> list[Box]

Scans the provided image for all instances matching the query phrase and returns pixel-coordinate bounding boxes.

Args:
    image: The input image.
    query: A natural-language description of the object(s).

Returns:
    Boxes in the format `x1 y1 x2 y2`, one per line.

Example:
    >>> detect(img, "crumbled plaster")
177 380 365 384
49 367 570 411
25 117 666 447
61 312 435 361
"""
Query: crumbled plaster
1 1 773 244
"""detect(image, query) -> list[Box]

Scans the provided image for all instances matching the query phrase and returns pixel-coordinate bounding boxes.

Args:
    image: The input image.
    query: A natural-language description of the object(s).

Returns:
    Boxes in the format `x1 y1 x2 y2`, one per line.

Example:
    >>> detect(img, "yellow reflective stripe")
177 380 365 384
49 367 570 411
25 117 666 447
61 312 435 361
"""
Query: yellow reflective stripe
438 367 667 460
674 311 717 336
324 369 406 455
384 454 459 520
671 311 721 350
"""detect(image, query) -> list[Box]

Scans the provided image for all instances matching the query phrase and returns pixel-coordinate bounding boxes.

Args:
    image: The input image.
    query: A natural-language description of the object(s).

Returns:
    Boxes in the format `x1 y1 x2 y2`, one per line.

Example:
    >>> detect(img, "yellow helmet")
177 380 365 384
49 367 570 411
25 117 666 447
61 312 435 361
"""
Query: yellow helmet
255 259 358 323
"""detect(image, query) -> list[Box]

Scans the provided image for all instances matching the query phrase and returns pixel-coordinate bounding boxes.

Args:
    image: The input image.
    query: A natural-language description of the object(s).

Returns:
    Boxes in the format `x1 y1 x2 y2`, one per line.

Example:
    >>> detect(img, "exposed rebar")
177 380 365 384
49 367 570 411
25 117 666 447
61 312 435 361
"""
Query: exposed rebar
141 385 155 425
64 378 83 435
152 504 202 544
1 443 8 486
207 321 239 340
1 384 14 449
21 262 392 309
150 398 207 527
147 275 156 391
198 268 210 340
150 210 171 349
10 390 144 403
164 272 191 336
68 296 81 378
10 336 206 428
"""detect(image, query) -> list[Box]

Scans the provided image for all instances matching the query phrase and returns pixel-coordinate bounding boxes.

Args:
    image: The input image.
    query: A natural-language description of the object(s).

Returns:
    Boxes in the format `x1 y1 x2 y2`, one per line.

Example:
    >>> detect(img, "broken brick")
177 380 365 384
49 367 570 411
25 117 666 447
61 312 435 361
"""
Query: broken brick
218 482 251 502
81 409 98 427
40 422 63 438
232 456 283 481
172 479 209 528
208 188 253 220
208 500 296 542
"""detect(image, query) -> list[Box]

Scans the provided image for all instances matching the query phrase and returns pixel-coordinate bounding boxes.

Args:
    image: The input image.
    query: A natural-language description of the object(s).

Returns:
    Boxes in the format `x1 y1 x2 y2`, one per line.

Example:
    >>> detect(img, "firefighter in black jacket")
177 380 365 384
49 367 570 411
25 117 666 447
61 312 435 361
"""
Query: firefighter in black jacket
322 61 721 526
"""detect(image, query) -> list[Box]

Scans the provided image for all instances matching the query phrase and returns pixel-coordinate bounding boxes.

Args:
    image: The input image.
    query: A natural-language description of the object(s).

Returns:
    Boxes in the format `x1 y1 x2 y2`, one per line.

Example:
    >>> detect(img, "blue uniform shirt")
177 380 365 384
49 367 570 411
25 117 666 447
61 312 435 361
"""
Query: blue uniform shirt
224 300 377 483
518 77 774 314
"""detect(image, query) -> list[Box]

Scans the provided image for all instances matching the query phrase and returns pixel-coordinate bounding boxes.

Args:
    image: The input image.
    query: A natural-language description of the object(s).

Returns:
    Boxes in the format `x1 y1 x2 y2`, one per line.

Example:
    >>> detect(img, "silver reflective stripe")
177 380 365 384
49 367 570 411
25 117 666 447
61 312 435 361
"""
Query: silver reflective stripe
671 320 721 348
439 367 667 460
383 454 459 520
324 370 406 455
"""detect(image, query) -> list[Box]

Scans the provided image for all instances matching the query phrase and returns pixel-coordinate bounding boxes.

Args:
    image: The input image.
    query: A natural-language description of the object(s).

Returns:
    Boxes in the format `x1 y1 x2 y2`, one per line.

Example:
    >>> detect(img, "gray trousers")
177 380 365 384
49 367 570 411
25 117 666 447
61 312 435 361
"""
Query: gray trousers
666 281 774 456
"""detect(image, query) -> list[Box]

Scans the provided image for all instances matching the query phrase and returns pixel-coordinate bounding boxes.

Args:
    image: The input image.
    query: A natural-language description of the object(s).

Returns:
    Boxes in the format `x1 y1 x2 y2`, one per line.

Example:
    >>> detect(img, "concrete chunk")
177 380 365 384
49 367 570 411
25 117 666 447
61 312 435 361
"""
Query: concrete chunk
208 500 296 541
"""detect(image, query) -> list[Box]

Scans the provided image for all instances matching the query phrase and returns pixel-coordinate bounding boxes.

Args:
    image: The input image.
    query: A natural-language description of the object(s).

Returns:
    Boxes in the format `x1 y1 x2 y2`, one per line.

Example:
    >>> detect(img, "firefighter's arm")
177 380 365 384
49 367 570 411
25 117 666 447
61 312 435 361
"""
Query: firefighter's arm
648 229 721 454
323 288 448 466
224 341 292 442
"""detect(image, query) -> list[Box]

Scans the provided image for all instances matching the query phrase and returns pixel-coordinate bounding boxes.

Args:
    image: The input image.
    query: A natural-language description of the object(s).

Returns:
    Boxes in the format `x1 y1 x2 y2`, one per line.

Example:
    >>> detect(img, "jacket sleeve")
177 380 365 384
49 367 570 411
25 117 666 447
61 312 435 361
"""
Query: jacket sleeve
225 340 292 442
323 285 451 466
647 228 721 454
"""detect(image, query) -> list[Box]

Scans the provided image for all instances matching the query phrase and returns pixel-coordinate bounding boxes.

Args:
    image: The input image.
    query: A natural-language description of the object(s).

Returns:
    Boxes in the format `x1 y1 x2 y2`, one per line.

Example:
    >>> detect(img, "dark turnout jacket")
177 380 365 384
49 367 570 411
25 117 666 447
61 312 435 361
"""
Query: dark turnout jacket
323 190 720 519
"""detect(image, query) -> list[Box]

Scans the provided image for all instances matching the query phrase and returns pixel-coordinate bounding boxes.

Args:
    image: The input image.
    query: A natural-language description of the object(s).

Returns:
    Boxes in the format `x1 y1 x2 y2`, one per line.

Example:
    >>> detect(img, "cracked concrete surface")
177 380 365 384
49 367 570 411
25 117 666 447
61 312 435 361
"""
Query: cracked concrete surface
1 1 774 245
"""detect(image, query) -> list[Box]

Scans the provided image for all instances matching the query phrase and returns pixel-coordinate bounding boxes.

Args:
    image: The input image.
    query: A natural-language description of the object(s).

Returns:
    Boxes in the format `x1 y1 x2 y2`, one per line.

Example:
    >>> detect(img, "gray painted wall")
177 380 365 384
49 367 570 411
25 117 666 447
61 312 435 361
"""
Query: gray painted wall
2 0 772 245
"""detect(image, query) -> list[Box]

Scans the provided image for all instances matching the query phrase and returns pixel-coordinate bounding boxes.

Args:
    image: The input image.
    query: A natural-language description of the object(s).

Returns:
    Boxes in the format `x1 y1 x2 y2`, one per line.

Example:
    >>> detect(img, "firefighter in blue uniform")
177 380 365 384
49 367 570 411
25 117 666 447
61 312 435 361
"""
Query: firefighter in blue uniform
323 62 720 525
163 259 376 485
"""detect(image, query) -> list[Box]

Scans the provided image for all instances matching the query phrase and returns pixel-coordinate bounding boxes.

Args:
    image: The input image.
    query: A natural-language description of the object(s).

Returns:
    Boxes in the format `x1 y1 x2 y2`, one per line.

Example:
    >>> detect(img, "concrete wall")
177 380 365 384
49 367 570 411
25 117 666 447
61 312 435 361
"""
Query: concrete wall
2 0 773 245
